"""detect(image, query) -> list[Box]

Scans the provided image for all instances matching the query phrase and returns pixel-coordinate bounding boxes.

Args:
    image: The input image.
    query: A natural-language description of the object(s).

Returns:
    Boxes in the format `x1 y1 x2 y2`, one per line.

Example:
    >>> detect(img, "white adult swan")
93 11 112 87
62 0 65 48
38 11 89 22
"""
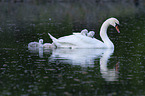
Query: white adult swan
48 17 120 49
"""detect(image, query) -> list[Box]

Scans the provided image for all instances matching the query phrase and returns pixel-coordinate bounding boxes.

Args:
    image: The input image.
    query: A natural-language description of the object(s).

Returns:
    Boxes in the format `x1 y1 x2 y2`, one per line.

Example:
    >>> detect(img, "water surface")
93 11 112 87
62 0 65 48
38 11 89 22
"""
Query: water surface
0 4 145 96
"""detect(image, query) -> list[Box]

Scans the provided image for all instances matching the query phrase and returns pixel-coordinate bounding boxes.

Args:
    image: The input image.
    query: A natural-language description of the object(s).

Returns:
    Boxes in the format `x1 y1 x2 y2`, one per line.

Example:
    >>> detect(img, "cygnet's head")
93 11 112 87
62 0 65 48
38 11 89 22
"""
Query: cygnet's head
107 18 120 33
81 29 88 36
39 39 43 44
87 31 95 38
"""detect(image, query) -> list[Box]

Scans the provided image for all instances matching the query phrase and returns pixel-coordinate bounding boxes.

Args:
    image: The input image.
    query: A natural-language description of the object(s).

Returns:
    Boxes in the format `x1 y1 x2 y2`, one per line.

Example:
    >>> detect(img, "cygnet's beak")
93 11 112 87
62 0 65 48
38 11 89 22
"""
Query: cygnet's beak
115 24 120 33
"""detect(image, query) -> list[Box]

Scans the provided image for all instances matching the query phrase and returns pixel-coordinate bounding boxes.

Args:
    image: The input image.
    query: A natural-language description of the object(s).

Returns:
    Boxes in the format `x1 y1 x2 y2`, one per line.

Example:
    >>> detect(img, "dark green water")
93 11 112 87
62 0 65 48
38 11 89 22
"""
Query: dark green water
0 5 145 96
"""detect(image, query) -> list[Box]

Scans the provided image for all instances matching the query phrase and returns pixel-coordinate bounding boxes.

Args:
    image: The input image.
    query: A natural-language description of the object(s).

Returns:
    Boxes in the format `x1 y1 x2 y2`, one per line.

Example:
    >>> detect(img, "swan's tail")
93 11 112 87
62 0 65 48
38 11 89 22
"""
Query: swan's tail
48 33 60 47
48 33 57 42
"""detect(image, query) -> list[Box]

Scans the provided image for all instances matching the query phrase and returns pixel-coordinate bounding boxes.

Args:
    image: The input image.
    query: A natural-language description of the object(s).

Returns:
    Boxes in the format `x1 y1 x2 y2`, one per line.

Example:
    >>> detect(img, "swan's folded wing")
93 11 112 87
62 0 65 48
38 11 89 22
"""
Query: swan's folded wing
56 35 81 47
58 35 80 43
73 32 81 35
75 34 103 44
48 33 78 48
48 33 105 48
58 34 105 48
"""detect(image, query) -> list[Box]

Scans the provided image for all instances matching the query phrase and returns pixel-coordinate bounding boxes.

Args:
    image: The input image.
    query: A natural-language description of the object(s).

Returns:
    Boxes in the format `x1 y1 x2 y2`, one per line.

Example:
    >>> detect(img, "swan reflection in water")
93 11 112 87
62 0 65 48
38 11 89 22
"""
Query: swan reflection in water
28 46 119 81
49 48 119 81
28 46 44 58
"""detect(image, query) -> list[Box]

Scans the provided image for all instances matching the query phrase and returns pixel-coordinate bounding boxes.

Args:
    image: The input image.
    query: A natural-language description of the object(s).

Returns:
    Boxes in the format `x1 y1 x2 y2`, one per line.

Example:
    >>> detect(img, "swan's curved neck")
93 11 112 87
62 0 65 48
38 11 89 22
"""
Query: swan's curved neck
100 21 114 48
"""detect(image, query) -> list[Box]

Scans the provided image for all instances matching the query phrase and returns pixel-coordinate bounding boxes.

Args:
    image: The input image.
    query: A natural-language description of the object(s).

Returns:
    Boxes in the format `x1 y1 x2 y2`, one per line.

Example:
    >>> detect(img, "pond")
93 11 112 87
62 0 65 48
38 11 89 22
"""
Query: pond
0 2 145 96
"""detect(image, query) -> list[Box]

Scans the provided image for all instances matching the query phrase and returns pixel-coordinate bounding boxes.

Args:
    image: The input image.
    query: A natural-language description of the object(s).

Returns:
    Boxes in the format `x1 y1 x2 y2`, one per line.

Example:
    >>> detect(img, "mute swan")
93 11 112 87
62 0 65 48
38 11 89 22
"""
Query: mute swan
28 39 43 49
48 17 120 49
87 31 95 38
28 38 55 50
43 43 55 49
73 30 94 38
81 29 88 36
73 29 88 35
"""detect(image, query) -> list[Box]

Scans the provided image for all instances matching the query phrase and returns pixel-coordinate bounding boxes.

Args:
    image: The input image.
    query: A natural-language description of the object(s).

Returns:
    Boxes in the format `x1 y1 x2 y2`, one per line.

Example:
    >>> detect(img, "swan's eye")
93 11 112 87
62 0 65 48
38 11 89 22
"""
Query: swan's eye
115 23 120 27
115 23 120 33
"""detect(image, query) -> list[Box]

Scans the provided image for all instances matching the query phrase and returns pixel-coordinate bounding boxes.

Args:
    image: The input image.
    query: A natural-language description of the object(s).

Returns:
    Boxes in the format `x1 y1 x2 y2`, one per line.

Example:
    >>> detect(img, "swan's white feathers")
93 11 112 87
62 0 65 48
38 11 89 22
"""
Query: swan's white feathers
48 18 120 49
48 33 105 48
73 32 81 35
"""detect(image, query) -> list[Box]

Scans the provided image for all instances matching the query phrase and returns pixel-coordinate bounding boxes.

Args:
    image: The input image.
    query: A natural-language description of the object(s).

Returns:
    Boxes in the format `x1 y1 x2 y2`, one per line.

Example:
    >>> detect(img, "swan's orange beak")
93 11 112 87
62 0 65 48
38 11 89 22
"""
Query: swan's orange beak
115 25 120 33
